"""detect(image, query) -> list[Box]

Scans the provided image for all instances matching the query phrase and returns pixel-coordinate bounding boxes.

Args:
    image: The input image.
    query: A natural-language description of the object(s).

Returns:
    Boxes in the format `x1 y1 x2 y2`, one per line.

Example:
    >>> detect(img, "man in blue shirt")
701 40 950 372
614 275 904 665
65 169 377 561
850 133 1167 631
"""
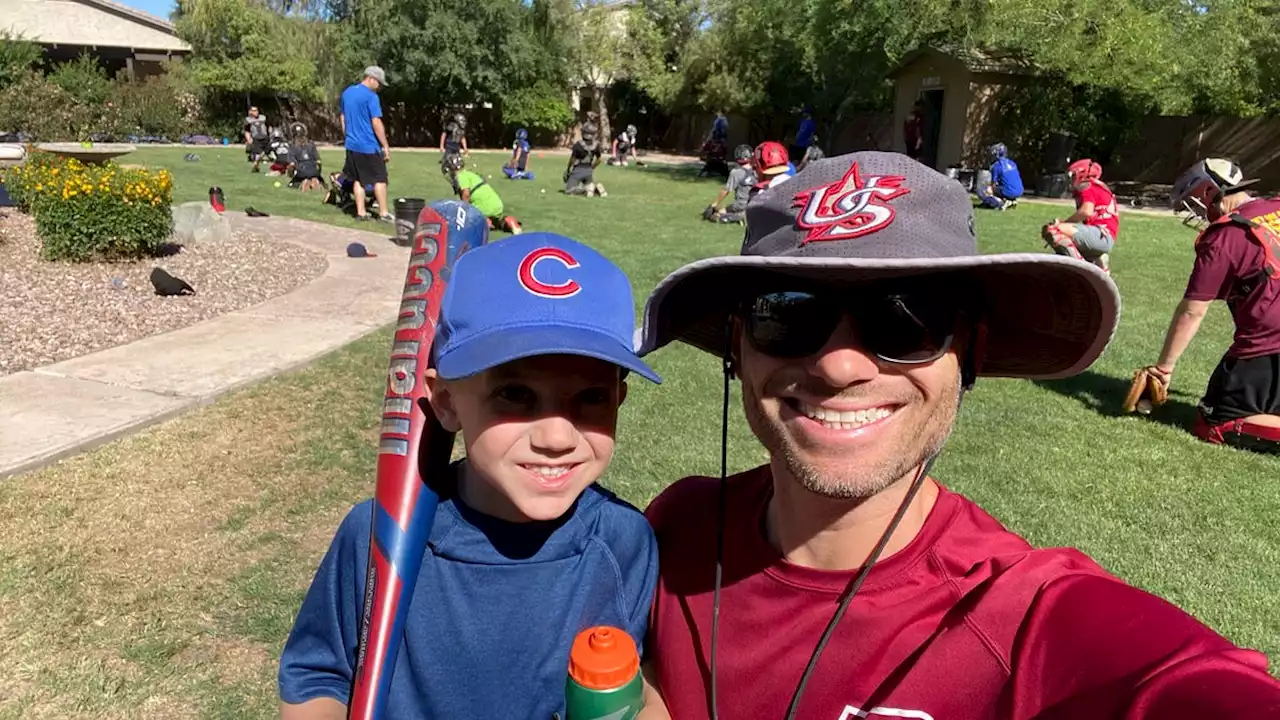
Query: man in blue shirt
977 142 1024 210
339 66 392 222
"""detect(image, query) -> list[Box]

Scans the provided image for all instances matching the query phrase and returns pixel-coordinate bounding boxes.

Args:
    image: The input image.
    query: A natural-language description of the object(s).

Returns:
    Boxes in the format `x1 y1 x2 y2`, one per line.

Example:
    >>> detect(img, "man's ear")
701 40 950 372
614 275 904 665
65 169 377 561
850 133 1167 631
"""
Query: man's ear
422 368 463 433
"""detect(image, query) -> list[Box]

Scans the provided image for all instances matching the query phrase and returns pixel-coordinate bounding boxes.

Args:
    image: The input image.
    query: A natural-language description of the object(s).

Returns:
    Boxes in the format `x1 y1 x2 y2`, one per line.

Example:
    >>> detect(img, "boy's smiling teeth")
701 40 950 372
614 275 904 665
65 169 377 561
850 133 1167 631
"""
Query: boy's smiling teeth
523 464 572 478
796 401 893 429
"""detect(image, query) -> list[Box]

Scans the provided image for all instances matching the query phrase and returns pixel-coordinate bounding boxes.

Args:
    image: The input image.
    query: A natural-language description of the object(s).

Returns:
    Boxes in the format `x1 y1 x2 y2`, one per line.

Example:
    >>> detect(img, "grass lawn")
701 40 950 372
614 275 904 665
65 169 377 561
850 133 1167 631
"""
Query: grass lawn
0 146 1277 718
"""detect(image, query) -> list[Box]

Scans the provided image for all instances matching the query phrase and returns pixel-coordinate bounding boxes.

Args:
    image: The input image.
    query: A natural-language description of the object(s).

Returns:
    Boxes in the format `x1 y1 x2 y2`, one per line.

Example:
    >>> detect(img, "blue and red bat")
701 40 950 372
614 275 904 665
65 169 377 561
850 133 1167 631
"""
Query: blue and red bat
348 200 489 720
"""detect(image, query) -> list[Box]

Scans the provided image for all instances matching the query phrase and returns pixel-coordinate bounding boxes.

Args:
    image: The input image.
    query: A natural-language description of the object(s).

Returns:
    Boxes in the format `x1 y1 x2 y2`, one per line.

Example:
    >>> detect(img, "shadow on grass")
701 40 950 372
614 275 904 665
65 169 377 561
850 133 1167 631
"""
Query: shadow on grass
1033 370 1201 433
634 162 725 185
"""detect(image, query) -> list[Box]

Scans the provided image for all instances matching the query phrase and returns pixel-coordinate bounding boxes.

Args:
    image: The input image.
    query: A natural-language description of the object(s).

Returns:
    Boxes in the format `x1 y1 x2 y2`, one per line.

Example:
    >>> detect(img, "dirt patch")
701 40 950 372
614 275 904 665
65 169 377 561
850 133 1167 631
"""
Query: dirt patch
0 208 328 376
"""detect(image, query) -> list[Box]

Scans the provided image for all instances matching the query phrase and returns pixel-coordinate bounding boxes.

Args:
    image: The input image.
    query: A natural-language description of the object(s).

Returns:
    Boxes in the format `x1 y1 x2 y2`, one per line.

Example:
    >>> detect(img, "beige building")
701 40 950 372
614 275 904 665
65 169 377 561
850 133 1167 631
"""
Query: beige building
1 0 192 79
888 46 1034 172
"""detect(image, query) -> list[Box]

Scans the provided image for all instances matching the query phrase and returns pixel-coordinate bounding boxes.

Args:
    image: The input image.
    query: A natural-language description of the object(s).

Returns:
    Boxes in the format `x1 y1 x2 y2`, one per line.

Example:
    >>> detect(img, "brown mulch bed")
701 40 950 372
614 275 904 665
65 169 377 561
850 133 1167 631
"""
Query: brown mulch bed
0 209 328 376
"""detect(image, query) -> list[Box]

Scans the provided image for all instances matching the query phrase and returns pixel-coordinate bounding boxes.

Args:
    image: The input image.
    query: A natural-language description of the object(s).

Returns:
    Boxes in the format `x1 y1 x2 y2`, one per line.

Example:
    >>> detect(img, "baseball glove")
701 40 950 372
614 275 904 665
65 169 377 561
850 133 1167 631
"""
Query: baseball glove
1122 367 1170 414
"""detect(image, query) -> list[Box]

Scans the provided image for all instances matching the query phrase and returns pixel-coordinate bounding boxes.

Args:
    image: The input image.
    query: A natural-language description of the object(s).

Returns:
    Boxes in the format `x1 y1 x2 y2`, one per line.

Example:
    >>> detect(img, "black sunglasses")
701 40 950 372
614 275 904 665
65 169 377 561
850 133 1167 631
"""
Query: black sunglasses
742 281 971 365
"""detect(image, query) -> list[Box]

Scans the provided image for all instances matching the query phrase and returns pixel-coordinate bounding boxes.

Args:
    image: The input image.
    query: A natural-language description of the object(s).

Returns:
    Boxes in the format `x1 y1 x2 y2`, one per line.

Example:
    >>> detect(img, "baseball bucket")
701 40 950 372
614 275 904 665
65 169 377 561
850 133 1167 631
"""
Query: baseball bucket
393 197 426 247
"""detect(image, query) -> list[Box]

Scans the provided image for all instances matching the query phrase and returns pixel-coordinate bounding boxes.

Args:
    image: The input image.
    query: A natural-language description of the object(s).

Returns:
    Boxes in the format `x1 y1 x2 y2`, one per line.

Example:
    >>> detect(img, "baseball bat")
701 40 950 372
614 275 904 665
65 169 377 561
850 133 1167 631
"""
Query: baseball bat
348 200 489 720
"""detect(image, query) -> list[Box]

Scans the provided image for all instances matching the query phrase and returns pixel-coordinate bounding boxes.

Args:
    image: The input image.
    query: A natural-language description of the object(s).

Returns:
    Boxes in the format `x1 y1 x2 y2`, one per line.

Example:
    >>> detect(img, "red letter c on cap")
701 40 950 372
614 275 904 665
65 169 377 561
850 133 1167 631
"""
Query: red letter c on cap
518 247 581 298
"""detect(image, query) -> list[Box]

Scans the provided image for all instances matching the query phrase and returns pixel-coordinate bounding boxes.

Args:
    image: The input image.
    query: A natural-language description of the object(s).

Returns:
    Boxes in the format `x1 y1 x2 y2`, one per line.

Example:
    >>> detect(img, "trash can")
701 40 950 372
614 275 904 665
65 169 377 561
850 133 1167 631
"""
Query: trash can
1043 132 1075 173
393 197 426 247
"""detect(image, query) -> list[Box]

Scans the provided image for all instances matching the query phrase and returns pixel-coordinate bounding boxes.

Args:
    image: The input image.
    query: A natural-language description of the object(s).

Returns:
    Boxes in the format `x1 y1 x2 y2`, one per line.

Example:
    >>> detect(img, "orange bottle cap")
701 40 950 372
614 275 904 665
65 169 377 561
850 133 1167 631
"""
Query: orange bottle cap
568 626 639 690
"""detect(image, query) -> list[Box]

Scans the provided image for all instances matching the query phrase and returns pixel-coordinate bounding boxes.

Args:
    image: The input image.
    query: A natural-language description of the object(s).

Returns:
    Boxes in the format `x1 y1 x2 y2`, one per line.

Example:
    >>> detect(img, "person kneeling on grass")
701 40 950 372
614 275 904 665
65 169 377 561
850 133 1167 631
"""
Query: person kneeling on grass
702 144 755 225
1142 157 1280 453
564 119 605 197
976 142 1023 211
444 153 523 234
278 232 661 719
608 124 639 167
1042 158 1118 274
502 128 534 180
288 124 324 192
323 171 378 215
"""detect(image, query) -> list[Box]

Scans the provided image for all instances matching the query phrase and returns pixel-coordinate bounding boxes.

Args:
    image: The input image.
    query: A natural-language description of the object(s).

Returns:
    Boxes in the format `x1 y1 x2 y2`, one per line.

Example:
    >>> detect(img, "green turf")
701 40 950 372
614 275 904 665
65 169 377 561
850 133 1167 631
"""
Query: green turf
130 147 1280 665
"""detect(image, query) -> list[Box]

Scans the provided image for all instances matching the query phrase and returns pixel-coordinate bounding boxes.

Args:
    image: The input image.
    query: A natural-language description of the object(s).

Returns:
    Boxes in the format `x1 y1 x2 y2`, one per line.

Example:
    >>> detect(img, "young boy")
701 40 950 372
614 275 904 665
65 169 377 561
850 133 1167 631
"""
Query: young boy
439 112 468 175
245 106 270 172
287 123 324 191
1042 157 1119 273
702 143 755 224
444 153 523 234
502 127 534 180
277 232 661 719
608 124 639 166
976 142 1023 210
564 118 604 197
323 171 378 214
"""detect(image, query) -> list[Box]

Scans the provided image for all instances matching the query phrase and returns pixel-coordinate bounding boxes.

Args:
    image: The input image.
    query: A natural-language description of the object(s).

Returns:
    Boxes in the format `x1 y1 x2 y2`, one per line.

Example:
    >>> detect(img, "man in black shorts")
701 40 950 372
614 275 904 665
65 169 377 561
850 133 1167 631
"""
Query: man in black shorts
1146 157 1280 451
244 106 270 173
339 66 392 221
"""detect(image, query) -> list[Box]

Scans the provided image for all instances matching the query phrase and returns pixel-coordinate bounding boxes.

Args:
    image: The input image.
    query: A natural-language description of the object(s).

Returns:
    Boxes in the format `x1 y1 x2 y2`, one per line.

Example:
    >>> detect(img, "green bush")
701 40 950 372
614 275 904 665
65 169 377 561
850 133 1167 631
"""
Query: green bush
0 32 42 90
2 153 174 262
502 81 576 136
0 71 99 140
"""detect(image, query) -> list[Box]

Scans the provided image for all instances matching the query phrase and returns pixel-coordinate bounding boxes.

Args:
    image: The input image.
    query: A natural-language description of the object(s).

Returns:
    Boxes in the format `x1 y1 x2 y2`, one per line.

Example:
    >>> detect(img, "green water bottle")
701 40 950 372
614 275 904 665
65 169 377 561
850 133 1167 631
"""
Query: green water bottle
565 626 643 720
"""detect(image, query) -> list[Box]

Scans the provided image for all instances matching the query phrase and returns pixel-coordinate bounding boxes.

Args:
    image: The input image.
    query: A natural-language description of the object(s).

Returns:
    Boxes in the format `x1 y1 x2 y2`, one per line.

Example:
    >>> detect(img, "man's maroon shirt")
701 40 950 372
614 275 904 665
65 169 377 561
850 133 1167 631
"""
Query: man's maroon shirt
1184 197 1280 359
645 466 1280 719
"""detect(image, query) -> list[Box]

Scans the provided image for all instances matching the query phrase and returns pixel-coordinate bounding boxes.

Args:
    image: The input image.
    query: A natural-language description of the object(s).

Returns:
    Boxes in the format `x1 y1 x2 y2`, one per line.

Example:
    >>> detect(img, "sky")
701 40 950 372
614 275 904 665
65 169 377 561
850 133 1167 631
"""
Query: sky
119 0 176 21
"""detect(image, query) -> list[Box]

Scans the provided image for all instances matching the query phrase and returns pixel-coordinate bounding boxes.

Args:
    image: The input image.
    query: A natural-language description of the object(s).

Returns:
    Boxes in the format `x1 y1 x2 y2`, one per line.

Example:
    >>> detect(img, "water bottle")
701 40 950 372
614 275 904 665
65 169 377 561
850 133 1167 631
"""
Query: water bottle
565 626 642 720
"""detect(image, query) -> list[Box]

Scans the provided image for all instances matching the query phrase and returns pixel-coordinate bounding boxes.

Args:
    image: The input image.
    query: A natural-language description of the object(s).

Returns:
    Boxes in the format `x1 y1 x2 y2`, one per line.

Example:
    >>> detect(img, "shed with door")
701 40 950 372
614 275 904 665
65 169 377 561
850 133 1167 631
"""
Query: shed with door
888 46 1036 172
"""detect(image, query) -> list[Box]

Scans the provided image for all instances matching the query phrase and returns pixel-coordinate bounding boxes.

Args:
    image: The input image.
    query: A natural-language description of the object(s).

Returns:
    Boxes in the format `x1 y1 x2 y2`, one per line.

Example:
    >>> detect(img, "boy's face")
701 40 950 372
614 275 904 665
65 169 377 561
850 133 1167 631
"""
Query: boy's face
426 354 626 523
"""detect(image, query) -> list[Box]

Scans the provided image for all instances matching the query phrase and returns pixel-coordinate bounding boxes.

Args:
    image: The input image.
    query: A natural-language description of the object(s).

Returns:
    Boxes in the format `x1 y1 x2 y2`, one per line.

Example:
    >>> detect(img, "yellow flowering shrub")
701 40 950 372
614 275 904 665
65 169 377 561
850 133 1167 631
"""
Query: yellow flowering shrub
1 152 173 261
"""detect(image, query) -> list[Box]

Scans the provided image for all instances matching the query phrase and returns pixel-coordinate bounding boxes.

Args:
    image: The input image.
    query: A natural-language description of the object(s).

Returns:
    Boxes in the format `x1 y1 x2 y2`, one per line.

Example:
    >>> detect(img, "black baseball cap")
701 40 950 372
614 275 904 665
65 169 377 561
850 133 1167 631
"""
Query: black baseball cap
638 151 1120 379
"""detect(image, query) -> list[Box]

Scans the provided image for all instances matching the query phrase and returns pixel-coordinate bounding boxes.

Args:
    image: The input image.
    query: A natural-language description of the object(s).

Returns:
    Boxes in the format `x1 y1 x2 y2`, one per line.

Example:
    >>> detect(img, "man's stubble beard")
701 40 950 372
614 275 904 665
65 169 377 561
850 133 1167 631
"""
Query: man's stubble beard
741 376 962 500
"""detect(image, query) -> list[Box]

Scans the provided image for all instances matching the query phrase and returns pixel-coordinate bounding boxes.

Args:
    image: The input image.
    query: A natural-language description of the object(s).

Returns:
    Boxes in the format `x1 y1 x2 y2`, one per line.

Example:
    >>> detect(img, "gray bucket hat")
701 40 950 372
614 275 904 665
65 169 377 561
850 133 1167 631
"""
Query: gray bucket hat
638 151 1121 379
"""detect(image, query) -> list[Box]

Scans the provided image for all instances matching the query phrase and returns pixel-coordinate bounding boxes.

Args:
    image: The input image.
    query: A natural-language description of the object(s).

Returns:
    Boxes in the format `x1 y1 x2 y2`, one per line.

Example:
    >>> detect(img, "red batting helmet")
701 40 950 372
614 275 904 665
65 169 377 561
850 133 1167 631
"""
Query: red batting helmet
753 141 790 176
1067 158 1102 189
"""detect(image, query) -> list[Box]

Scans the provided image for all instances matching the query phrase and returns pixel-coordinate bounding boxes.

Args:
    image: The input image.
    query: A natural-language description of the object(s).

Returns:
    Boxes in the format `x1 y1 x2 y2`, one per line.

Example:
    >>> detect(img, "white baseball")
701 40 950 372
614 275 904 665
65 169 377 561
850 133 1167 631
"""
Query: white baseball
1136 399 1153 415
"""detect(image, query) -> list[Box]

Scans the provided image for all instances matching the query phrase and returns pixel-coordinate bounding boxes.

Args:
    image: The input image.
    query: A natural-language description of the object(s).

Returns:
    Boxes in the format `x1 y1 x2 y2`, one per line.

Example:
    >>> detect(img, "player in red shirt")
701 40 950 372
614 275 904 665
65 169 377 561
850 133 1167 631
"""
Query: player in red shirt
1142 158 1280 451
633 152 1280 720
1042 159 1119 273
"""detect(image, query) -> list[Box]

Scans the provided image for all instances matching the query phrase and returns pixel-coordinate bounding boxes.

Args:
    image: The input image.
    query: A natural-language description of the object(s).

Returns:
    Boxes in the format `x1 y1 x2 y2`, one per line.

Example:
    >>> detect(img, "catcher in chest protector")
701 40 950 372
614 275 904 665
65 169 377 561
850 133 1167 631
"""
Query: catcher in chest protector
1134 157 1280 453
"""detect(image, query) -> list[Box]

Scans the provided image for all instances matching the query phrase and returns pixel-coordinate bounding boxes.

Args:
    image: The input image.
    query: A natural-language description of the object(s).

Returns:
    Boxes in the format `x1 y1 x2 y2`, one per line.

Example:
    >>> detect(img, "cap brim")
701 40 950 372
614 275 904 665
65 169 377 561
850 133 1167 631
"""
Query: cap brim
437 325 662 383
639 253 1119 380
761 167 788 176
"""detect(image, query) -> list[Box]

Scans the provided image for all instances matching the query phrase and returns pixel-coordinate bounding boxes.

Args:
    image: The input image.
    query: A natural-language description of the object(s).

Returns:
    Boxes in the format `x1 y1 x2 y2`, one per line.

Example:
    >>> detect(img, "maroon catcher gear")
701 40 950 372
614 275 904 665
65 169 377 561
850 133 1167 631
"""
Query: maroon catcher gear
753 141 789 176
1194 413 1280 453
1200 213 1280 280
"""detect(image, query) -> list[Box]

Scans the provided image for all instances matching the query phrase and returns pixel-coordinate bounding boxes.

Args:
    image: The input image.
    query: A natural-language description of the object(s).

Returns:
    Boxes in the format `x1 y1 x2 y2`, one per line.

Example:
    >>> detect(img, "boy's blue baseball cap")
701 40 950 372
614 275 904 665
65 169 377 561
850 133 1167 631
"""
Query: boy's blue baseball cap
433 232 661 383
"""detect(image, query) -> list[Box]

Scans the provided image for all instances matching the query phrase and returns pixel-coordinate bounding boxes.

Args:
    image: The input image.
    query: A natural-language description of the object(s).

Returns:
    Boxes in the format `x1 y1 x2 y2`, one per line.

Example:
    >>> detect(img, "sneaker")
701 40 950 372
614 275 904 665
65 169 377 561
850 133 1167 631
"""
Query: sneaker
1093 253 1111 274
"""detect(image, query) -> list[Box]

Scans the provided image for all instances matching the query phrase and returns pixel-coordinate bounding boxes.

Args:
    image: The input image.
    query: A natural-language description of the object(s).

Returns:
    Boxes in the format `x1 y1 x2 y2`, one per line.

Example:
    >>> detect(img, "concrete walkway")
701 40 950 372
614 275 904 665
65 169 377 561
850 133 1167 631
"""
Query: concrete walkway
0 214 413 480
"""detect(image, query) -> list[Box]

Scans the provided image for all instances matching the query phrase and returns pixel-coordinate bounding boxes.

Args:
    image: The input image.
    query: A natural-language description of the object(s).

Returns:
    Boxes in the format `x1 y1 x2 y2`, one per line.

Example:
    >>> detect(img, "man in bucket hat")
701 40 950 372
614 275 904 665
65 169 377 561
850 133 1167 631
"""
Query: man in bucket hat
634 152 1280 719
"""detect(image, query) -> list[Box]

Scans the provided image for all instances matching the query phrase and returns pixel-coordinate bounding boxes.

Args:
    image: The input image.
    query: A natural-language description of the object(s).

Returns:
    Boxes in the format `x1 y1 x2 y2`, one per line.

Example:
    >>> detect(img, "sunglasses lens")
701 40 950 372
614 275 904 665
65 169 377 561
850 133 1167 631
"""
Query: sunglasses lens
858 290 957 363
746 292 839 358
745 286 959 364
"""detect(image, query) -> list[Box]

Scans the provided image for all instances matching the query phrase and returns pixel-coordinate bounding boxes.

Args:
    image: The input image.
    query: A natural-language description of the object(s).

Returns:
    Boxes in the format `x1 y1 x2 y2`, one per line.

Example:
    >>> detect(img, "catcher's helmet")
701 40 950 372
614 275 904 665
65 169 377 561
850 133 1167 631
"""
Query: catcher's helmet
453 113 467 129
442 153 465 172
1171 158 1258 222
989 142 1007 158
1067 158 1102 188
753 141 790 175
515 128 528 141
733 143 753 163
626 124 637 137
581 122 599 142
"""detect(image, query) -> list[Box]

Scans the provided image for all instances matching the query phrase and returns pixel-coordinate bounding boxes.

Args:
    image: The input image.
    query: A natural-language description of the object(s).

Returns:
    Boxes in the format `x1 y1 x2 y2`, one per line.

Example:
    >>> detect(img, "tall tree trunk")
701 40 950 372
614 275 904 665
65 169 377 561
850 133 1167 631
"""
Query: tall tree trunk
591 84 611 141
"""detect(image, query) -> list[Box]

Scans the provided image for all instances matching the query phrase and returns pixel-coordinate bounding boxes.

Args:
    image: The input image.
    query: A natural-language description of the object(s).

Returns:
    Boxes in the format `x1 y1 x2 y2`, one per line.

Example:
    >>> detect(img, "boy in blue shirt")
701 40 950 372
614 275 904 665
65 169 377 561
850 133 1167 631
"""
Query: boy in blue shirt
278 232 661 719
976 142 1023 210
502 127 534 180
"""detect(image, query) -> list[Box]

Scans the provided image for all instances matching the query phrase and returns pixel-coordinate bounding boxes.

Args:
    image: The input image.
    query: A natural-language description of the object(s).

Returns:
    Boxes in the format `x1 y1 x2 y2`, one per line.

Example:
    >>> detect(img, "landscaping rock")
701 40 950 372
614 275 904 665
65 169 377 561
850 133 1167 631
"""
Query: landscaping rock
171 201 231 246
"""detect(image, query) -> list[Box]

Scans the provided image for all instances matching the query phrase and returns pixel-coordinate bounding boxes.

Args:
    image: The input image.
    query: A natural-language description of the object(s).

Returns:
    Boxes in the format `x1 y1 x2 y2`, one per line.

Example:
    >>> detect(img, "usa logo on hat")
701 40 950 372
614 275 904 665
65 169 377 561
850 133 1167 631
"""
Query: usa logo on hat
791 161 909 244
